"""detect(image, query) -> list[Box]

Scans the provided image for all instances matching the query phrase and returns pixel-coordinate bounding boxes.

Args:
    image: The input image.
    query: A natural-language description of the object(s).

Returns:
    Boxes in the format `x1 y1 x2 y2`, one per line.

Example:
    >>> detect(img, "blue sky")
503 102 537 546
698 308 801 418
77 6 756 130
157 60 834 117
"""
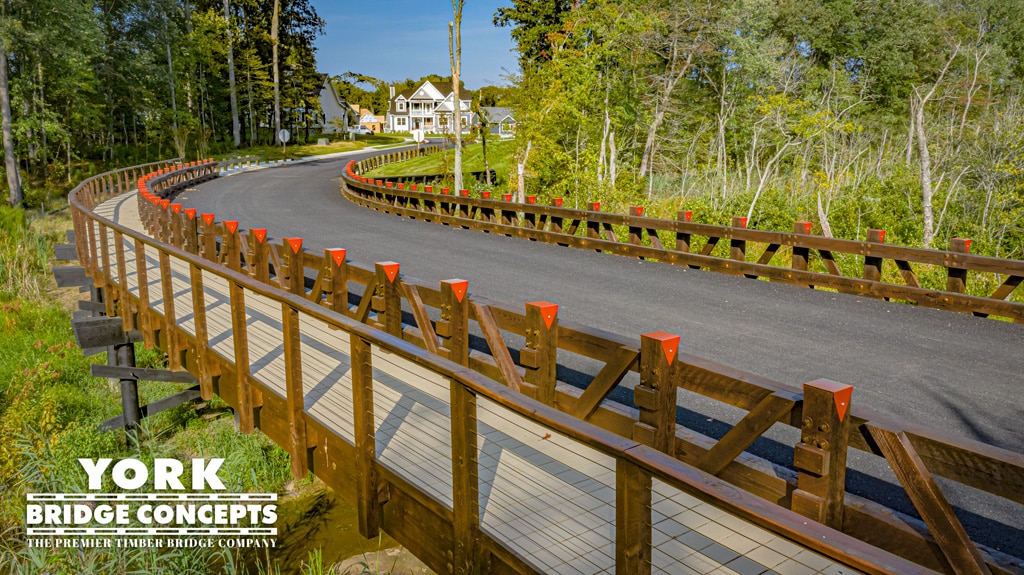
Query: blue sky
309 1 519 89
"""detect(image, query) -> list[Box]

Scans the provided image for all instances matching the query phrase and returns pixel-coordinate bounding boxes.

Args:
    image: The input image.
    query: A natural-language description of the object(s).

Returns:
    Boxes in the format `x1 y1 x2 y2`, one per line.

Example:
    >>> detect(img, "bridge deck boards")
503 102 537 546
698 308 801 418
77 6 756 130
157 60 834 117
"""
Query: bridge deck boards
90 193 860 575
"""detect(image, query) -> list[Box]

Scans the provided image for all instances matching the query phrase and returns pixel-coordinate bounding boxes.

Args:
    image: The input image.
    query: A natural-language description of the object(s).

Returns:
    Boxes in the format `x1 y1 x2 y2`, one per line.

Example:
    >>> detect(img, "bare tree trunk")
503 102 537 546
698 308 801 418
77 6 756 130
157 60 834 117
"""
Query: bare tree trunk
271 0 281 143
449 1 464 194
225 0 240 147
608 131 617 187
915 96 936 246
914 43 959 247
1 44 21 206
517 140 531 203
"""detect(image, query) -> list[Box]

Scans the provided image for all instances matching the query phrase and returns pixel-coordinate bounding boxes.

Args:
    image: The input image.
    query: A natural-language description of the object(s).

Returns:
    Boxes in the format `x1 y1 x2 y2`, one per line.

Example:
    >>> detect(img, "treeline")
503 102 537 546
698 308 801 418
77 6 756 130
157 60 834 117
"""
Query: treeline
0 0 323 207
496 0 1024 256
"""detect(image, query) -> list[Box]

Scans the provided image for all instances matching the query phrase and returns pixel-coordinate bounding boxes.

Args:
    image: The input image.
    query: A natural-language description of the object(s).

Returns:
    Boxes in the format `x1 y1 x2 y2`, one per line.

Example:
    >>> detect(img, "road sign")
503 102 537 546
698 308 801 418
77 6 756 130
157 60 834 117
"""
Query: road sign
412 129 425 143
277 129 291 144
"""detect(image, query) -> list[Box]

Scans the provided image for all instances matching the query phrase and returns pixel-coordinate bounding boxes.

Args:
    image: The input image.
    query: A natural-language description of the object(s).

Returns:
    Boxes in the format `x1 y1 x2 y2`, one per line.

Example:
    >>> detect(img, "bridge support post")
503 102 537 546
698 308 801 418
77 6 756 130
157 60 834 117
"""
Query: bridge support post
628 207 644 248
189 265 217 400
115 341 142 446
170 204 183 248
438 280 469 365
632 332 680 454
373 262 402 337
864 229 886 282
133 239 155 350
947 238 972 294
249 229 269 283
450 380 480 575
730 216 748 268
158 251 182 370
522 302 558 406
326 249 349 315
792 379 853 530
200 214 217 261
351 336 381 537
615 458 652 575
792 222 813 287
183 209 199 254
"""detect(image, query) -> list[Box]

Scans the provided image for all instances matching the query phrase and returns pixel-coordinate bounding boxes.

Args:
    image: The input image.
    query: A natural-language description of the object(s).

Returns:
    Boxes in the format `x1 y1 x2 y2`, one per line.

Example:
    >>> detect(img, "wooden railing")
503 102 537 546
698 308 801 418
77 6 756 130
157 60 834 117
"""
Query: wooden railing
67 159 1024 575
347 160 1024 323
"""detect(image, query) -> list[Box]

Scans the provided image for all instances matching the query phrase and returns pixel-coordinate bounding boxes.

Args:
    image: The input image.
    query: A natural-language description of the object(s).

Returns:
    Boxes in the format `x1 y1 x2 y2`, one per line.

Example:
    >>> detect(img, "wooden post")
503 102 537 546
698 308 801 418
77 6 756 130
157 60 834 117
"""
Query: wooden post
864 229 886 282
374 262 402 337
113 231 133 333
249 229 270 283
500 195 516 227
99 223 114 317
200 214 217 261
615 458 652 575
450 378 479 575
675 211 692 252
437 279 470 365
633 332 679 454
282 302 308 479
947 238 971 294
230 279 256 433
223 221 241 271
158 251 181 370
189 265 215 400
183 209 199 254
791 379 853 530
284 238 305 297
793 221 813 287
550 198 564 233
326 248 349 315
628 207 644 247
587 202 602 242
134 239 154 349
351 335 381 537
170 204 183 248
730 216 748 264
522 302 558 406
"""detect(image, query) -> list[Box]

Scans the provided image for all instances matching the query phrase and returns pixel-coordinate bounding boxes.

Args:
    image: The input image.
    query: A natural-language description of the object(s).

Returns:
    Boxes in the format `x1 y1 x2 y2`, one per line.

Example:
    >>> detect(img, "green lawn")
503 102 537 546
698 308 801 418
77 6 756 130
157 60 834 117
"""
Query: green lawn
365 138 516 183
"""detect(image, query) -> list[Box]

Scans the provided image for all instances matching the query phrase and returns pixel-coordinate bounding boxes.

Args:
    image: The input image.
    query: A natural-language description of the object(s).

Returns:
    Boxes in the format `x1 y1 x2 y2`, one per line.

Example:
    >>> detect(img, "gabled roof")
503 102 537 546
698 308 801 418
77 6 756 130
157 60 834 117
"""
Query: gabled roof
481 107 515 124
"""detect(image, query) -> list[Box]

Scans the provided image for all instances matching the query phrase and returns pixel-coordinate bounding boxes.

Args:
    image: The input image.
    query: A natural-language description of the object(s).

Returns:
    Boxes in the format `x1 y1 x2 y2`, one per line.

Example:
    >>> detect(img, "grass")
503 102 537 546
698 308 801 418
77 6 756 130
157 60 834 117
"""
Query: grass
364 138 517 186
214 134 407 163
0 210 333 573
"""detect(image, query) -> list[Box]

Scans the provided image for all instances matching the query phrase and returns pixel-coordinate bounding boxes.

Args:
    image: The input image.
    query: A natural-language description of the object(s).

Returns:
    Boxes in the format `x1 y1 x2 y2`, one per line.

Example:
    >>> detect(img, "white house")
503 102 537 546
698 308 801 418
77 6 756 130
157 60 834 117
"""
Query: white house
318 78 357 134
386 80 474 134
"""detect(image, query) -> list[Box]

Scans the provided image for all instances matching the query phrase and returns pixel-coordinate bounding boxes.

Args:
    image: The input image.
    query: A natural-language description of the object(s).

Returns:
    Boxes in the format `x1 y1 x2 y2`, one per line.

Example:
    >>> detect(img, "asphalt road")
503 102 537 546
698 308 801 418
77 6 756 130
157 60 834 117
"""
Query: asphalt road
174 150 1024 558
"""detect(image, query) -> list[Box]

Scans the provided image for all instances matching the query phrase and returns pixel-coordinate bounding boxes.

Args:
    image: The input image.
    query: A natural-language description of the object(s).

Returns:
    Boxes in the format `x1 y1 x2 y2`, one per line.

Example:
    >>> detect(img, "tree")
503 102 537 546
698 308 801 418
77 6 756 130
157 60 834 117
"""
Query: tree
494 0 575 69
450 0 465 194
1 39 20 206
225 0 240 147
271 0 281 143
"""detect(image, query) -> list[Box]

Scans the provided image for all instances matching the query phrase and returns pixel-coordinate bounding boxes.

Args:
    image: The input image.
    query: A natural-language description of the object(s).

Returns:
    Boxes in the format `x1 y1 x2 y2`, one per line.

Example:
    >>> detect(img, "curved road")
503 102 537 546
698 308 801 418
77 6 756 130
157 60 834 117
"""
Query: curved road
174 150 1024 557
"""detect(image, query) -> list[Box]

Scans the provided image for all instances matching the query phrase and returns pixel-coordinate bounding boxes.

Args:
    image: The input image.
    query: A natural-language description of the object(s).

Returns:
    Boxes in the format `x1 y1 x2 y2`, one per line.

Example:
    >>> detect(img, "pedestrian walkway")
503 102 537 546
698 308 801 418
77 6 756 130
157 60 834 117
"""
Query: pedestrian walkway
92 191 861 575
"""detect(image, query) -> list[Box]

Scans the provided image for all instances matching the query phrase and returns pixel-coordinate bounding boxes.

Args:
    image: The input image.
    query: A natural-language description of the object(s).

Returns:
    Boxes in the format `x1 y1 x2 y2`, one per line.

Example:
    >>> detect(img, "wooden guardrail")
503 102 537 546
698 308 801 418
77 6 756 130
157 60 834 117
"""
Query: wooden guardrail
67 158 1024 574
346 160 1024 323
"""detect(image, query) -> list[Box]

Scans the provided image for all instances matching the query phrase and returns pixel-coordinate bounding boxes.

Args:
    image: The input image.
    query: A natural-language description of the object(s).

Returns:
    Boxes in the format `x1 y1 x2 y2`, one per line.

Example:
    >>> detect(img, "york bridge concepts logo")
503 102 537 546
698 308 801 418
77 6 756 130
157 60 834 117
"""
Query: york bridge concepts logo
24 458 278 550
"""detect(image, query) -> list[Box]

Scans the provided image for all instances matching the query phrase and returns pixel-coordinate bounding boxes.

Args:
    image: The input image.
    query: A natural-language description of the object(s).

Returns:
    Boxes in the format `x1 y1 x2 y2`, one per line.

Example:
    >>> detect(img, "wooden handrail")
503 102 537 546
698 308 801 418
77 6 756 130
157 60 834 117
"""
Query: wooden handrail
67 158 1024 574
344 158 1024 322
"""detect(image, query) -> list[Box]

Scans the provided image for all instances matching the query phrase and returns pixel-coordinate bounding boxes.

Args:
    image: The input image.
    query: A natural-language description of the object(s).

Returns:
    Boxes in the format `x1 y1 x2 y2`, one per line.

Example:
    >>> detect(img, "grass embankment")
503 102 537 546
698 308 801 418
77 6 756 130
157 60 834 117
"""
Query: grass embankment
0 207 391 573
215 134 407 163
364 138 516 189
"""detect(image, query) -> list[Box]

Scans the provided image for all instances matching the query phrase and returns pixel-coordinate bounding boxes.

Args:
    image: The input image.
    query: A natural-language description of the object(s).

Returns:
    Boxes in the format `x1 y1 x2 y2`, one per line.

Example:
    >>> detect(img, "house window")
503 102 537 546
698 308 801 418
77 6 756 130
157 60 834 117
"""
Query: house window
397 101 406 112
396 117 407 128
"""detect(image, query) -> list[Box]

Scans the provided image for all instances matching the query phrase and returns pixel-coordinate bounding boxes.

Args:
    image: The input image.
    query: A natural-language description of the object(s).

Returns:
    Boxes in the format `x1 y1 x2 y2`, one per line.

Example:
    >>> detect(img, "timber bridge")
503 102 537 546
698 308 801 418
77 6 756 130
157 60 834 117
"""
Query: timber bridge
60 147 1024 575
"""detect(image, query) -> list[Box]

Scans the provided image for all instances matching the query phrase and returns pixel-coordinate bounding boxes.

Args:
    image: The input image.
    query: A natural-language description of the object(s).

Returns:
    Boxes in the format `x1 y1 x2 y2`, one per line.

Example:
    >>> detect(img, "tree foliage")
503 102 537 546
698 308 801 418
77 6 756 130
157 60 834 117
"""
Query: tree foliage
1 0 324 207
497 0 1024 256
